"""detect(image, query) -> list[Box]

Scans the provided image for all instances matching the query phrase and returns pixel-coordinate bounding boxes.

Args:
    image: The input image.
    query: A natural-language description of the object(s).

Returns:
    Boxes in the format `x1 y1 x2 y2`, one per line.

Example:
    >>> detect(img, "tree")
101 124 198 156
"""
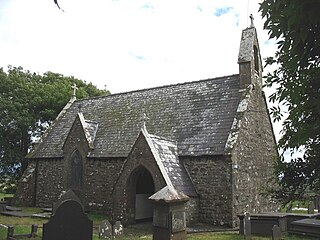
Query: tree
259 0 320 203
0 66 109 188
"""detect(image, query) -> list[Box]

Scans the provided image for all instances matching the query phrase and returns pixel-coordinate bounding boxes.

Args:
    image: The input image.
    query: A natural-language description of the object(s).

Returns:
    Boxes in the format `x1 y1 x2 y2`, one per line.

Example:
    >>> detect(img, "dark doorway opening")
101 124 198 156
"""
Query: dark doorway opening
134 166 155 222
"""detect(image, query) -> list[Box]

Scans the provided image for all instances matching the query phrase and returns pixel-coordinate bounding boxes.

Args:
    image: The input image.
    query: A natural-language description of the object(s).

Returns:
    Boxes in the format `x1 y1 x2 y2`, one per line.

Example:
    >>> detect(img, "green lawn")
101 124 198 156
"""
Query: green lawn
0 211 314 240
0 192 13 200
0 224 314 240
0 203 314 240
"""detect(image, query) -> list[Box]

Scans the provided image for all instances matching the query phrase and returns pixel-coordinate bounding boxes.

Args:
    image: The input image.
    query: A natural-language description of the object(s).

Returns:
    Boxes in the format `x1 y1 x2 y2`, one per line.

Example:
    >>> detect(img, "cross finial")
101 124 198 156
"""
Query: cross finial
249 14 254 27
141 113 149 130
71 83 78 99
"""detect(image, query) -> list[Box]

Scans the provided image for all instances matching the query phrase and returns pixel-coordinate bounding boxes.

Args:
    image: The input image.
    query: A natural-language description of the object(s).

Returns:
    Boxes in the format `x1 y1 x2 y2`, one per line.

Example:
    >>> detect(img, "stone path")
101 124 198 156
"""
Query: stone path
0 205 51 218
0 211 32 217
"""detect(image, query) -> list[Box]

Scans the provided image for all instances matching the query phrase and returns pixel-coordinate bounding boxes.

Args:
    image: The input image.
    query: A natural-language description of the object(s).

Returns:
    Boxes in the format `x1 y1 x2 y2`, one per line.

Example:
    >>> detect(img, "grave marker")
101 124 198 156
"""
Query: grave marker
272 225 281 240
149 186 189 240
43 199 92 240
244 212 251 240
308 201 315 214
98 220 112 239
315 196 320 212
52 189 82 214
113 221 124 237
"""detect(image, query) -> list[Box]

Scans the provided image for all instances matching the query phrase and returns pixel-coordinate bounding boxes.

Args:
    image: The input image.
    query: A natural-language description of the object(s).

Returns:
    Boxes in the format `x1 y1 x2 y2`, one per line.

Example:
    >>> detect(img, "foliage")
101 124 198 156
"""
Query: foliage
259 0 320 203
0 178 16 194
0 66 109 185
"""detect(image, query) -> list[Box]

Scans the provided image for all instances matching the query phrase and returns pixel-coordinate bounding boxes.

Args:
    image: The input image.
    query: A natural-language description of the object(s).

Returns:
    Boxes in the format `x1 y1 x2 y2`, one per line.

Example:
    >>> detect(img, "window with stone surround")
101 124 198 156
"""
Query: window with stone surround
254 45 259 73
70 149 83 189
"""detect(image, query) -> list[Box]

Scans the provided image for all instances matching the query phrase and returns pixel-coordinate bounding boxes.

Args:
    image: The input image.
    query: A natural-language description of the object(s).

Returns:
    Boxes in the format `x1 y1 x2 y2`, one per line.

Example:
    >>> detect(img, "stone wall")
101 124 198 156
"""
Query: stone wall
185 197 199 224
36 158 65 207
182 156 233 227
22 156 124 215
113 132 167 224
83 157 124 215
12 161 37 206
231 87 278 226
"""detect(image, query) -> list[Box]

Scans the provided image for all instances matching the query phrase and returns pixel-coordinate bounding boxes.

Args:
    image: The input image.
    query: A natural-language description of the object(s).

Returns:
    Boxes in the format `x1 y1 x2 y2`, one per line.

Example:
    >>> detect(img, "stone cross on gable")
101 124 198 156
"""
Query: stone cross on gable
72 83 78 98
250 14 254 27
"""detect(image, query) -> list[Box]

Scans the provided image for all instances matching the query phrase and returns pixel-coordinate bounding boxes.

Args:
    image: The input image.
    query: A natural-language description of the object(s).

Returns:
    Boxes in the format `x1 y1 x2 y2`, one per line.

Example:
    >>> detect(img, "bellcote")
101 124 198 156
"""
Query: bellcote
238 25 263 90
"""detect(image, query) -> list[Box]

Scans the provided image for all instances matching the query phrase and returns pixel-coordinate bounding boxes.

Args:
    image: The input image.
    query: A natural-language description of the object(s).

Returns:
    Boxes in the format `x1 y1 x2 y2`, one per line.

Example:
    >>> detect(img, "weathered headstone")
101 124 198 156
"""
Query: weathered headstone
149 186 189 240
272 225 281 240
113 221 124 237
52 189 82 214
244 212 251 240
43 200 93 240
98 220 112 239
0 203 6 212
290 218 320 237
308 201 315 214
315 196 320 212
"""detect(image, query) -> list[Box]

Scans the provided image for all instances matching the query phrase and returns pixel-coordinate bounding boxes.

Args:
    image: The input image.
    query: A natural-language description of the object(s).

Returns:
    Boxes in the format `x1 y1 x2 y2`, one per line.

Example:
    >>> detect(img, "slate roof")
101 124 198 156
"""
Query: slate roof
29 74 241 159
147 132 197 196
73 112 99 150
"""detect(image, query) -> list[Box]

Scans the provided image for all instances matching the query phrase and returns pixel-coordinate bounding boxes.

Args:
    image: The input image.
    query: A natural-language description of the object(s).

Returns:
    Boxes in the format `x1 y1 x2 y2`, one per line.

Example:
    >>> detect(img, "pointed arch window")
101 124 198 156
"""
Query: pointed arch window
70 149 83 189
254 46 259 72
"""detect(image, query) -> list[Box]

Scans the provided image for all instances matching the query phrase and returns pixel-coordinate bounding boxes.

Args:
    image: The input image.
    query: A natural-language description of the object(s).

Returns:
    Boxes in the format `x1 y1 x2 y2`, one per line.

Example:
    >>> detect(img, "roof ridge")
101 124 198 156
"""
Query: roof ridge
75 74 239 103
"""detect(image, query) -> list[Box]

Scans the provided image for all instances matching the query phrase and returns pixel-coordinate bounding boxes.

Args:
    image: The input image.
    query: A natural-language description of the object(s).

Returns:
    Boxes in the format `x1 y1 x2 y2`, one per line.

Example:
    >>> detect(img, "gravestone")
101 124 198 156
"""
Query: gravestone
149 186 189 240
0 203 6 212
43 200 93 240
113 221 124 237
98 220 112 239
308 201 315 214
52 189 82 214
244 212 251 240
289 218 320 237
272 225 281 240
315 196 320 212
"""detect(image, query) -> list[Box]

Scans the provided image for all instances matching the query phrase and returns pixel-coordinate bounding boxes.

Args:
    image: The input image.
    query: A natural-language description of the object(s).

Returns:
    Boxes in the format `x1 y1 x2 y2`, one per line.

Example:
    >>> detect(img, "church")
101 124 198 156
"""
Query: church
14 25 277 227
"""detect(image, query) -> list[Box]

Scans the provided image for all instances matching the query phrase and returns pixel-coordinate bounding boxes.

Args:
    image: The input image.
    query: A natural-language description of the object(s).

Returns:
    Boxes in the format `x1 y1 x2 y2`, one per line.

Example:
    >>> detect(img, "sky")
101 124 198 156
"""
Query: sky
0 0 285 143
0 0 276 93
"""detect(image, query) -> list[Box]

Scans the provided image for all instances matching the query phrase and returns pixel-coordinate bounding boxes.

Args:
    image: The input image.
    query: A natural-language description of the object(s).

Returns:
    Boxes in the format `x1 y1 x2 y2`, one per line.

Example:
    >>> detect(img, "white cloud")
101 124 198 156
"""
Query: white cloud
0 0 275 93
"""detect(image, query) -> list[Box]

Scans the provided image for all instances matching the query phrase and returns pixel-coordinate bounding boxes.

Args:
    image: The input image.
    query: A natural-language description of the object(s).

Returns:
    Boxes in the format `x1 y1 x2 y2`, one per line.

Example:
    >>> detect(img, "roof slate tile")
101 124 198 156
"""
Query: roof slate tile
29 75 240 159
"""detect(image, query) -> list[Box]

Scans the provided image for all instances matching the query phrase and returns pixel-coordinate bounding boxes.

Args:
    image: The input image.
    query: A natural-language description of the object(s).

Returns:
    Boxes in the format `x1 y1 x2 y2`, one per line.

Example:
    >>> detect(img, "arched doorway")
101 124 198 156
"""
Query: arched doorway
127 165 155 222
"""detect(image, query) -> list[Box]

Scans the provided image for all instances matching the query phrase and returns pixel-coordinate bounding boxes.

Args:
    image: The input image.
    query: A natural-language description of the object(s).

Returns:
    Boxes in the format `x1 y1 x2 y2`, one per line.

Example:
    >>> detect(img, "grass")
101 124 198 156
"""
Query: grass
0 224 314 240
0 192 13 200
0 210 315 240
0 200 315 240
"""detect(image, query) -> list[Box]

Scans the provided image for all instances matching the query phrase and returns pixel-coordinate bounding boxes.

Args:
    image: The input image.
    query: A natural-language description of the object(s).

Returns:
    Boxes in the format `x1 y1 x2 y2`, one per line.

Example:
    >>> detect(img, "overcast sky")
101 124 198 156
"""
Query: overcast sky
1 0 287 144
0 0 276 93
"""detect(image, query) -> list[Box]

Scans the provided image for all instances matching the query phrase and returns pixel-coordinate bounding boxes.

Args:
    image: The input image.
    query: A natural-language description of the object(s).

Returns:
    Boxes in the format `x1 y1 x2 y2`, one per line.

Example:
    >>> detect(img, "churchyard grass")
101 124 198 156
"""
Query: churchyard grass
0 214 314 240
0 207 314 240
0 192 13 199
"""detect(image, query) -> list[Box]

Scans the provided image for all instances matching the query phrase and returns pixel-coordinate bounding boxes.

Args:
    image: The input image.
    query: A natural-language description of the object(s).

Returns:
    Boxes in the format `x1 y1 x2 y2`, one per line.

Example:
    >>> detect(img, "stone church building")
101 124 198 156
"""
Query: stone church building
14 25 277 227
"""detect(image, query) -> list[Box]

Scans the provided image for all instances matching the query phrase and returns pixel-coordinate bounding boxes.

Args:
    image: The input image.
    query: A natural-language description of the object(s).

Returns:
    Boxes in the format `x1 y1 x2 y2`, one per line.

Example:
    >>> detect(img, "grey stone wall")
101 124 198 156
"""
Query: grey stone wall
185 197 199 224
113 132 167 224
231 87 278 226
183 156 233 226
12 161 37 206
36 158 65 207
83 158 124 215
62 115 90 193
